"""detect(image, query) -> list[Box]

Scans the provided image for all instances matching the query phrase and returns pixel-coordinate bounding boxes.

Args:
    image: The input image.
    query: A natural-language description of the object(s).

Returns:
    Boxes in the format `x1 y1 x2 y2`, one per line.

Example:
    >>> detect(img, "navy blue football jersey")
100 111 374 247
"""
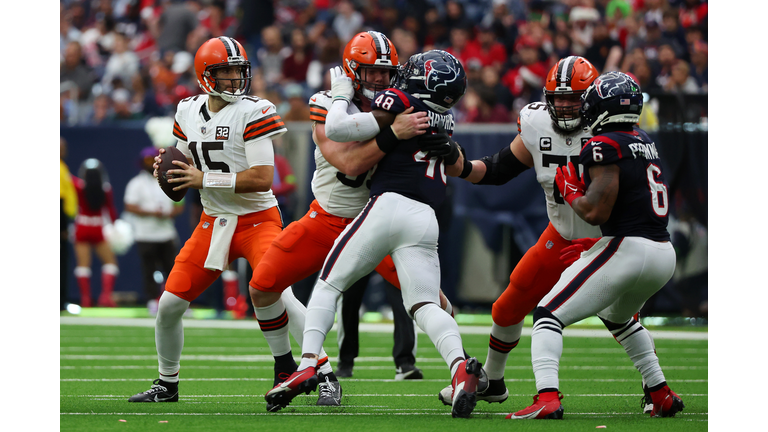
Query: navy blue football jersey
580 127 670 241
369 88 456 210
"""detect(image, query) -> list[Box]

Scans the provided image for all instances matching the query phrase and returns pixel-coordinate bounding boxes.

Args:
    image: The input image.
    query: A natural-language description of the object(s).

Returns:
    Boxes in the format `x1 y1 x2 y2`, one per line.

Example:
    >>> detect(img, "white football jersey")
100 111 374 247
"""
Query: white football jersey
173 94 286 217
518 102 602 240
308 90 373 219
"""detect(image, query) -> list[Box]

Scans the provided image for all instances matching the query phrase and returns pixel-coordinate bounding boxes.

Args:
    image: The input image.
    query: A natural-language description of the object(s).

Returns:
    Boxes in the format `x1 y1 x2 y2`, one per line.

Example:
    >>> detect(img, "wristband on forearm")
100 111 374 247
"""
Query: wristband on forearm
376 125 399 153
459 158 473 178
203 172 237 192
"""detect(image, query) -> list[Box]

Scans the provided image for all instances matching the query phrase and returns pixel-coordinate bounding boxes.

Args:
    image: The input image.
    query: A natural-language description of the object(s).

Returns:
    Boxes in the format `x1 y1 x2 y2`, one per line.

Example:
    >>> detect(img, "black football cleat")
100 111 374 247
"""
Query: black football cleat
128 379 179 402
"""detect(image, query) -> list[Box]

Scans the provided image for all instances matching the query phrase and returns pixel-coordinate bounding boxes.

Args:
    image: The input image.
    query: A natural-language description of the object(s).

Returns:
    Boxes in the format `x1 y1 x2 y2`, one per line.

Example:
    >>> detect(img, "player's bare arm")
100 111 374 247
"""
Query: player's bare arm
570 164 619 225
313 123 379 176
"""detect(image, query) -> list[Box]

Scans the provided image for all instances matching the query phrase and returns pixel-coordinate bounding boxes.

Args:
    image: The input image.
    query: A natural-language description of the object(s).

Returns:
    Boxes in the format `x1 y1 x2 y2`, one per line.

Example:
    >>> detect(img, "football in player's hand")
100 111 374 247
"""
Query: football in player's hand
157 146 188 202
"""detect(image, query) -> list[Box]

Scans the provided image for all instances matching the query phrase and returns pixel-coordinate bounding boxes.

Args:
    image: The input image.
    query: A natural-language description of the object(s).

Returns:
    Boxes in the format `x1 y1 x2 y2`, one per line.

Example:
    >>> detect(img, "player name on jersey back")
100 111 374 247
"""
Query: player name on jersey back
308 90 374 219
581 127 670 241
518 102 601 241
369 88 454 211
173 94 285 216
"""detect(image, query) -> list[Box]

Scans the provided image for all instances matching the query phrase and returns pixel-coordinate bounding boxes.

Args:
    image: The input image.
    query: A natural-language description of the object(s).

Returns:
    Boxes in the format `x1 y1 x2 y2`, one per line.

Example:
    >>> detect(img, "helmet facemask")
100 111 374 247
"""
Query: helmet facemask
545 91 584 132
351 63 397 101
202 61 251 103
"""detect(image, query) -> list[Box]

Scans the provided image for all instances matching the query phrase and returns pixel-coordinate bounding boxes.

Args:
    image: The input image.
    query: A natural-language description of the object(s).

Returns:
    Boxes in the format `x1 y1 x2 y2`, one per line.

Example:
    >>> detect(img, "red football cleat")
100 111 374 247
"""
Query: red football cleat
265 366 318 410
506 391 564 419
451 357 482 418
649 385 685 417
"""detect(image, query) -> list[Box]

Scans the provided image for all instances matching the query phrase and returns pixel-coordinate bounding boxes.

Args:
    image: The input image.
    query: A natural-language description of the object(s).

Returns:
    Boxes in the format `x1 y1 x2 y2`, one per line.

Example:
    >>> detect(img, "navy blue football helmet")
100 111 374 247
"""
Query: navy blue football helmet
394 50 467 113
580 71 643 134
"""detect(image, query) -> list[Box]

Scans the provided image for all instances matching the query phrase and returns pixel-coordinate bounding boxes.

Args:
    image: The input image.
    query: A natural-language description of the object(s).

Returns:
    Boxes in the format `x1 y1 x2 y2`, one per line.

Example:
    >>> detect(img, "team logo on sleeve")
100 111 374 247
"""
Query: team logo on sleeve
540 137 552 151
216 126 230 140
424 59 460 92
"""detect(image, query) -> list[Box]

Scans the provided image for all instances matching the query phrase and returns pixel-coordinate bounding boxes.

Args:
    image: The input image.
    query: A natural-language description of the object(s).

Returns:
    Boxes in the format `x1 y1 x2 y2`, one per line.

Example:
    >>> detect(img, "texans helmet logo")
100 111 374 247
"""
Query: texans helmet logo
423 59 460 92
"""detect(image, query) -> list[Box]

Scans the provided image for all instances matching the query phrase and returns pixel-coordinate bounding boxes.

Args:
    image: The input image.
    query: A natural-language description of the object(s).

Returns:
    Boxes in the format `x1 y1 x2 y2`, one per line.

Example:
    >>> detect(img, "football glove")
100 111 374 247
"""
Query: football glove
555 161 586 206
418 131 461 165
330 66 354 103
559 237 600 267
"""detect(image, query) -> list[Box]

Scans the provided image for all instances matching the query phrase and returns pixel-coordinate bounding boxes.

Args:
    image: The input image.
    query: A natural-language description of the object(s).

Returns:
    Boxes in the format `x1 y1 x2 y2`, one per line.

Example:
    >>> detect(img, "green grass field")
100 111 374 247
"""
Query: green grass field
60 317 707 431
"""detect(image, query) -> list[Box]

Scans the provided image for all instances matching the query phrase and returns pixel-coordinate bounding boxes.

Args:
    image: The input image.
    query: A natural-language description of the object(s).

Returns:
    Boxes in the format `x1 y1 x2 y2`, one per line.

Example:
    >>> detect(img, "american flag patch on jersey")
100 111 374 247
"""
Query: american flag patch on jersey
620 98 630 105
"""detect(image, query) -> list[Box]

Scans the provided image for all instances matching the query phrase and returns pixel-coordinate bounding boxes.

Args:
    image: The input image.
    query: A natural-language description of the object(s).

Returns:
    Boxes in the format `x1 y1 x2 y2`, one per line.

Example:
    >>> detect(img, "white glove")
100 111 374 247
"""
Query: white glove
330 66 354 103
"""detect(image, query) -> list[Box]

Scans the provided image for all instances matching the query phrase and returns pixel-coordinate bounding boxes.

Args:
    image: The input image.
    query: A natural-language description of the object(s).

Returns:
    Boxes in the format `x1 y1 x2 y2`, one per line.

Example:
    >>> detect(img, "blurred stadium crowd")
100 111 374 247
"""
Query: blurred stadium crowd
59 0 708 127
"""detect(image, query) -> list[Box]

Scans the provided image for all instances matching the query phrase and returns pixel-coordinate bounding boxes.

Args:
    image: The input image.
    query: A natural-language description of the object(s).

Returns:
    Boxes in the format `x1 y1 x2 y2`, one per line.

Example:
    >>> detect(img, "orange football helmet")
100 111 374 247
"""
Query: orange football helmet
342 31 399 100
194 37 251 103
543 56 599 131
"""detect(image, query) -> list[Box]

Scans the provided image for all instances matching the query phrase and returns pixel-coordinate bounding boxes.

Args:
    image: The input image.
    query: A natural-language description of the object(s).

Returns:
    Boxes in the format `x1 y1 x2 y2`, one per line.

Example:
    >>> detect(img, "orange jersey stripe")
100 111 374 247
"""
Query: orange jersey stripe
243 122 286 141
244 114 280 134
309 115 326 123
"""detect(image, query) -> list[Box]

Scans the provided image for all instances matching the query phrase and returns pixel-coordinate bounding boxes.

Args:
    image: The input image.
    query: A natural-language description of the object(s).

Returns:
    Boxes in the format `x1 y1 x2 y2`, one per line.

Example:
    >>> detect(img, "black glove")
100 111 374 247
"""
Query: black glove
418 132 461 165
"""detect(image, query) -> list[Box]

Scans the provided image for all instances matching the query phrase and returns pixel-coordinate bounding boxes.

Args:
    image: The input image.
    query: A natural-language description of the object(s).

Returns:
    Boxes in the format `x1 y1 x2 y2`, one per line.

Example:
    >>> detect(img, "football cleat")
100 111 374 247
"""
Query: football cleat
478 377 509 403
507 391 564 419
128 379 179 402
316 372 342 406
451 357 482 418
641 385 654 414
265 366 318 410
649 385 685 418
439 367 496 405
395 364 424 381
266 361 298 412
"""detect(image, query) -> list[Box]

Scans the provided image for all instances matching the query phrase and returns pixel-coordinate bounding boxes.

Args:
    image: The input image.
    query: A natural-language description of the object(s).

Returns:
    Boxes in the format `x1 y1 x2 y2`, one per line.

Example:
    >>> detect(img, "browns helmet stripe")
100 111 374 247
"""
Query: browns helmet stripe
556 56 577 87
368 31 391 61
217 36 239 58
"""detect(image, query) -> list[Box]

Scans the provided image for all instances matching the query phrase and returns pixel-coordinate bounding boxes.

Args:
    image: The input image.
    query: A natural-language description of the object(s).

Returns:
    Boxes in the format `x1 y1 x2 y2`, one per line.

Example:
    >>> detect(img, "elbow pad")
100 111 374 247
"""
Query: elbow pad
477 145 530 185
325 99 381 142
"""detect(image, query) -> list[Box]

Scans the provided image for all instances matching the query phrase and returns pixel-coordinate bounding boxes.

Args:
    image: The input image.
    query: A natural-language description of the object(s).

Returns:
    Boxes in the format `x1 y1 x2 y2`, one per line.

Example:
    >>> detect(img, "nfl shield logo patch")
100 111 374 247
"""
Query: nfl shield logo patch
201 125 207 134
546 240 554 249
566 137 572 146
219 218 227 227
202 222 210 229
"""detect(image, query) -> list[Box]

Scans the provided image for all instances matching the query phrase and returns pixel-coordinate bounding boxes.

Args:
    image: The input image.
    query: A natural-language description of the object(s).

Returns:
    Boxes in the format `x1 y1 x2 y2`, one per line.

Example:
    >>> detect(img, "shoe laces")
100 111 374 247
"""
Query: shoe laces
143 379 168 395
318 376 335 398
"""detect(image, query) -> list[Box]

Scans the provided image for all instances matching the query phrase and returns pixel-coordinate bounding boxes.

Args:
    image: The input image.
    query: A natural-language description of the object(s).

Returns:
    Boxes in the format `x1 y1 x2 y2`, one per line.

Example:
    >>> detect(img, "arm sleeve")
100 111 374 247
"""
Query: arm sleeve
245 137 275 168
325 99 381 142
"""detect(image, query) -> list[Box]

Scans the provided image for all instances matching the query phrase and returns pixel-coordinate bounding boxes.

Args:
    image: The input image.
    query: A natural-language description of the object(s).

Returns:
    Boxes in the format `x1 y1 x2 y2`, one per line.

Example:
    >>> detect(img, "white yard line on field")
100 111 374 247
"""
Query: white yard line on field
60 317 707 340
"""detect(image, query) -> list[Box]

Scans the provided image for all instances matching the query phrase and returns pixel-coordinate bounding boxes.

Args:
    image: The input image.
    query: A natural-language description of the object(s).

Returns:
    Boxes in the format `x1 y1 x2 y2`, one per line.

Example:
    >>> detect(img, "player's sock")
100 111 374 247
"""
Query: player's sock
530 307 564 392
160 371 179 384
155 291 190 380
600 316 666 388
282 287 334 374
412 303 465 371
222 270 239 310
484 321 522 380
74 266 92 307
302 280 341 359
254 297 292 357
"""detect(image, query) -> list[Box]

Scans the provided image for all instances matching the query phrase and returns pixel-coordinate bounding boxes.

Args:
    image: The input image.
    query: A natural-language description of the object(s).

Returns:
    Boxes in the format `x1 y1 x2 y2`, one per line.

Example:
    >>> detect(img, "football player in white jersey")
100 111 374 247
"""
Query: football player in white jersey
128 36 288 403
248 31 443 411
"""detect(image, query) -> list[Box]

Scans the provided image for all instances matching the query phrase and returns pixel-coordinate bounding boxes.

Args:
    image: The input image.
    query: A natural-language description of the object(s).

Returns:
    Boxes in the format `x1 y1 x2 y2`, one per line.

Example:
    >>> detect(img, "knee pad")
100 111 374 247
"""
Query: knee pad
157 291 190 326
273 222 306 252
251 262 278 292
165 270 194 302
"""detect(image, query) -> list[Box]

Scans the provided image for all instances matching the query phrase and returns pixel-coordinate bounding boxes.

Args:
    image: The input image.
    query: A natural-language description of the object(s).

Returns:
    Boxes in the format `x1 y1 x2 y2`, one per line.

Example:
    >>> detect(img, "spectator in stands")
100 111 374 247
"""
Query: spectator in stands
124 146 184 316
306 35 342 92
445 0 474 32
479 65 514 110
200 0 236 38
463 86 510 123
60 3 82 58
258 25 290 87
281 84 311 122
390 29 418 65
282 28 313 86
501 35 548 105
155 0 201 54
662 9 689 60
653 44 679 91
332 0 364 42
640 16 684 62
689 41 707 92
569 0 600 56
663 60 700 94
474 23 508 71
61 41 96 102
679 0 708 30
101 33 140 94
85 93 113 126
583 20 622 72
446 24 481 73
421 7 449 48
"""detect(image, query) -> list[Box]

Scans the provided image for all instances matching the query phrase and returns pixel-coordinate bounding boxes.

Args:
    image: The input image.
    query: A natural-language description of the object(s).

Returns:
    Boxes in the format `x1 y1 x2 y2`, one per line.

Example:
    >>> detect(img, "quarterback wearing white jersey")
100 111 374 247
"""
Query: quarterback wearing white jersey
173 93 283 216
129 37 289 406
